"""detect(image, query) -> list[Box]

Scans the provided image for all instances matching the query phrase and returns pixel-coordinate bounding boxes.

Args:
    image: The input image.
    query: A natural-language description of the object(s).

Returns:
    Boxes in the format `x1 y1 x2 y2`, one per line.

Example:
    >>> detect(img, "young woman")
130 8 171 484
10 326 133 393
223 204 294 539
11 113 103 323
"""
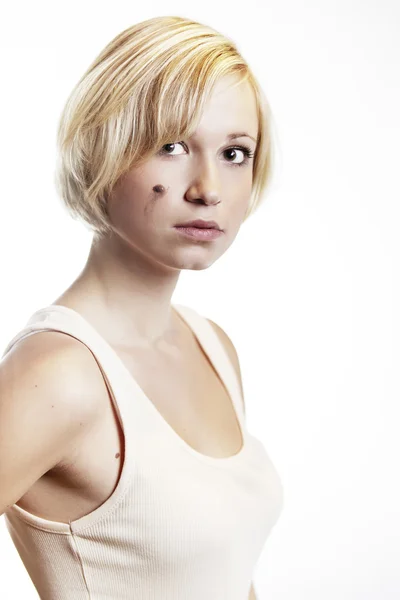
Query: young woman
0 15 284 599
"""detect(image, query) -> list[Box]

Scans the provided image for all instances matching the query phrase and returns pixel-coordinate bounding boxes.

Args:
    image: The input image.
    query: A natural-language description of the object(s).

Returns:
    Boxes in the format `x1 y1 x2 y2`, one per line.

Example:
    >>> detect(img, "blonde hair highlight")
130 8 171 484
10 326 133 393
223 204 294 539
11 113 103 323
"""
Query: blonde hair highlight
55 15 275 238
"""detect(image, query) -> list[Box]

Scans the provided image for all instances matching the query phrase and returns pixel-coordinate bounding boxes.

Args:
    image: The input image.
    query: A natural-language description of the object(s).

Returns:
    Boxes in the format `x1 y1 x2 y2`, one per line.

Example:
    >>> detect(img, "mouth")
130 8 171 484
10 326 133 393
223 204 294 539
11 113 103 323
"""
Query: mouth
174 225 224 241
174 219 223 231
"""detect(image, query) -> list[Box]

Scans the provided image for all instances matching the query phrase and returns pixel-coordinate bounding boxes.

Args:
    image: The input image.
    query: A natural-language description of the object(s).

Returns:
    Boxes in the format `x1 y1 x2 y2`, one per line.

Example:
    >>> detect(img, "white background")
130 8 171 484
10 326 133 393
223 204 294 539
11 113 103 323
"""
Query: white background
0 1 399 598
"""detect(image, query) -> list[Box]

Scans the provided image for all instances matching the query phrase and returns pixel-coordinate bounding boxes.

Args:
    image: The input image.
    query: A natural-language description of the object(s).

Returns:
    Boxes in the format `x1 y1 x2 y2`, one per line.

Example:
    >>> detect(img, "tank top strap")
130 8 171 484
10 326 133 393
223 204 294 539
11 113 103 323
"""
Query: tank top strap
173 303 246 428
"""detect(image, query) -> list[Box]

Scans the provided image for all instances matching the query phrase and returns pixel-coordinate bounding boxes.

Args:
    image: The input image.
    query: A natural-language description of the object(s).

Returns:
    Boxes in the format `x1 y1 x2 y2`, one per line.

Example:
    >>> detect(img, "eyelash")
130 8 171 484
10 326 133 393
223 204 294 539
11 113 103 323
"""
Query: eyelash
157 142 255 167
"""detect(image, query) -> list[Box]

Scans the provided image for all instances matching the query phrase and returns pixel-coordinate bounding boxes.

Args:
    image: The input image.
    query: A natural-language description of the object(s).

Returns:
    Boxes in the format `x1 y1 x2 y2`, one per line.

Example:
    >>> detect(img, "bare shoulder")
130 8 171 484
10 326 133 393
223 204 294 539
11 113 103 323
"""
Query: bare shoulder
0 331 105 469
206 317 245 412
1 330 107 410
0 329 109 514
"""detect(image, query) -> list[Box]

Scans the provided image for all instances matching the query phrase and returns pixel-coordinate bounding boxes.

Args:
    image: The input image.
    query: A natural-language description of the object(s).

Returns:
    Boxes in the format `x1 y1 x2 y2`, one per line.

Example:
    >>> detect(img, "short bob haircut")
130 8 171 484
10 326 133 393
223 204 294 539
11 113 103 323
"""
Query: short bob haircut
55 15 276 239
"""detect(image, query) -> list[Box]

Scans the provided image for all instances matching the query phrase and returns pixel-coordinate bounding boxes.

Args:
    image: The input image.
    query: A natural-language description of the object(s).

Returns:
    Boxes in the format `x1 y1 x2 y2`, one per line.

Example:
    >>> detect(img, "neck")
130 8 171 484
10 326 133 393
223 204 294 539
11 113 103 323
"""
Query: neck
56 231 182 347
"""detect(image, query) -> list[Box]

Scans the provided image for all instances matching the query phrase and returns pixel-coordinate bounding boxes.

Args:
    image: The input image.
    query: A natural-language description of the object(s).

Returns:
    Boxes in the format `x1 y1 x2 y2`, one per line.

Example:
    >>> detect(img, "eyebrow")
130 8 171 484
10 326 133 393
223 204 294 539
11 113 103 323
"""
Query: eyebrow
226 132 257 143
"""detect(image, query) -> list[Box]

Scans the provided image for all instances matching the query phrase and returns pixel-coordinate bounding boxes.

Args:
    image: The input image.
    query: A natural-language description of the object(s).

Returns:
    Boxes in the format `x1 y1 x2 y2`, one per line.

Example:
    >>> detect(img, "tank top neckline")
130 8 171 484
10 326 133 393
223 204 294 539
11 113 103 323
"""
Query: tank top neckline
33 303 249 466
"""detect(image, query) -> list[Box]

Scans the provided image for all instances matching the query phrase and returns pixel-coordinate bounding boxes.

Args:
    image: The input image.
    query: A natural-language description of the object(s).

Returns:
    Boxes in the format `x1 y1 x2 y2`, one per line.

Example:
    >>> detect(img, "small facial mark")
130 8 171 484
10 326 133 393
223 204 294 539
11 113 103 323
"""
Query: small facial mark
147 183 169 215
115 452 120 459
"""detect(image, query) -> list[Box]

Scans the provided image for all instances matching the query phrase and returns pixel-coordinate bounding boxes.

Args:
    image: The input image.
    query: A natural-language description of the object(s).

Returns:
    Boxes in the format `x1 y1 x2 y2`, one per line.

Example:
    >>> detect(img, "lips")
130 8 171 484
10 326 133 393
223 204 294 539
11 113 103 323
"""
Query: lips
174 219 222 231
174 225 224 241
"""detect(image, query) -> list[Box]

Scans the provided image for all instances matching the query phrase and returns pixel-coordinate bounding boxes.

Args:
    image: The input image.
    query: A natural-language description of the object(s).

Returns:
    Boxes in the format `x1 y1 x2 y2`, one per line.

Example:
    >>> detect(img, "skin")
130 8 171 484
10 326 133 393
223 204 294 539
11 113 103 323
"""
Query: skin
56 72 259 351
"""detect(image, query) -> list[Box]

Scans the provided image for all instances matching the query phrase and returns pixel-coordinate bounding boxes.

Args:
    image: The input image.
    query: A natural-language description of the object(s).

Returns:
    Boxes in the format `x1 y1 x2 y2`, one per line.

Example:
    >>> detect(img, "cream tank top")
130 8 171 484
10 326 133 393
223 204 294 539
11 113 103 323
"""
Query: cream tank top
2 303 284 600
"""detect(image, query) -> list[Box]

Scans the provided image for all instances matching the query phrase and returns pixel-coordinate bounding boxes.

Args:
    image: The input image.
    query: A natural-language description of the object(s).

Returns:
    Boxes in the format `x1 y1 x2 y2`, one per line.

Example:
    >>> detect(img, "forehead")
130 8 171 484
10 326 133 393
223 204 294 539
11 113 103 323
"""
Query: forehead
190 75 258 143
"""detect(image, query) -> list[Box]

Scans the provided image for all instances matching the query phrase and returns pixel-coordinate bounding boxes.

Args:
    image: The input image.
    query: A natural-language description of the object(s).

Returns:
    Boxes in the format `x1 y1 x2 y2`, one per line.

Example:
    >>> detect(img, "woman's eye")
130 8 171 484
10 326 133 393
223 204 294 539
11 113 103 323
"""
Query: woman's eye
159 142 186 156
158 142 254 166
223 147 247 165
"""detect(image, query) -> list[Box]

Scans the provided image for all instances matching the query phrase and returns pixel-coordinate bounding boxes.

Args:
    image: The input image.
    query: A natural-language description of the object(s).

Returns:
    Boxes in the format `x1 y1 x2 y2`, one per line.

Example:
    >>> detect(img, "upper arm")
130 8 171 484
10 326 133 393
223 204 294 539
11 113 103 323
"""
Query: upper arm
0 332 102 516
206 318 246 415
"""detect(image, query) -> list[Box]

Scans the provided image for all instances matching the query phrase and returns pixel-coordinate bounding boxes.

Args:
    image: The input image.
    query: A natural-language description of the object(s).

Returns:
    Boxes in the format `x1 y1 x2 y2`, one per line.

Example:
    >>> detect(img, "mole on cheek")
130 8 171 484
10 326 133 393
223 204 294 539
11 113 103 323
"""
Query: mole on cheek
152 184 166 194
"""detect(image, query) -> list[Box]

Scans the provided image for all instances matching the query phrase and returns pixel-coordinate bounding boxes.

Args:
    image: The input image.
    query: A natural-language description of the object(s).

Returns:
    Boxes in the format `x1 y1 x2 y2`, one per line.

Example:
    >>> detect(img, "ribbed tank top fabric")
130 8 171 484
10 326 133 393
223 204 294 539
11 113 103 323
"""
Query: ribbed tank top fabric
2 303 284 600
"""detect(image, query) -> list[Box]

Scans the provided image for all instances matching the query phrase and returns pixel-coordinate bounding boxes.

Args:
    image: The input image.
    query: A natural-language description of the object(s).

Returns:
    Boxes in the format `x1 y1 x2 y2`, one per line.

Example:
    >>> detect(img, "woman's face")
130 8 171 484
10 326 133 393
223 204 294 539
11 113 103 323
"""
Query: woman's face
106 73 259 271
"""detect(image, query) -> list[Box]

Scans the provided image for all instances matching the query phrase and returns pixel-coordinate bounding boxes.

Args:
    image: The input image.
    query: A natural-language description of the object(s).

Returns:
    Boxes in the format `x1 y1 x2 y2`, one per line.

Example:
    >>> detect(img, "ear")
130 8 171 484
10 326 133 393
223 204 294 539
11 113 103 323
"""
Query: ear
206 318 245 415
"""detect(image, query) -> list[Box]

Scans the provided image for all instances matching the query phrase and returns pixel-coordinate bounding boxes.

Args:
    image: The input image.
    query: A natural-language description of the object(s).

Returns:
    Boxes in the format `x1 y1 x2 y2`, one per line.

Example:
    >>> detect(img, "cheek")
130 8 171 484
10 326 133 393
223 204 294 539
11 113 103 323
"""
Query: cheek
108 186 172 240
108 173 152 221
232 187 252 219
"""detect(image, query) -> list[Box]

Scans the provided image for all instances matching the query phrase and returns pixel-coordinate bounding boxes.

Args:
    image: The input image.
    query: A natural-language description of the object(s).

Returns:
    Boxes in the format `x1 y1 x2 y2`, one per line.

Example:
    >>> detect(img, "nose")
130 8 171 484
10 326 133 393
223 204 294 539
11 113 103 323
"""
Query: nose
184 160 221 206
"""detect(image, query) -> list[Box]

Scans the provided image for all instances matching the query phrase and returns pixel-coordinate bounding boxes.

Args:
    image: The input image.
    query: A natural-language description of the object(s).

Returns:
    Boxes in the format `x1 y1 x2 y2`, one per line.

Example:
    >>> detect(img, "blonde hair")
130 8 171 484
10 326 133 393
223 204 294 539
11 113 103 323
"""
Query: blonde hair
55 15 275 238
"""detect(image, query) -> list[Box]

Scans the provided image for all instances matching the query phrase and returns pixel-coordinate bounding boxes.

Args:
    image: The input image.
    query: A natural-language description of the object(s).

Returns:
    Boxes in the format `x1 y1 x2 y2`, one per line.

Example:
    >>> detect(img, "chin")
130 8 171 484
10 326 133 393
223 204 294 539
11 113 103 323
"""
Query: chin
173 254 220 271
